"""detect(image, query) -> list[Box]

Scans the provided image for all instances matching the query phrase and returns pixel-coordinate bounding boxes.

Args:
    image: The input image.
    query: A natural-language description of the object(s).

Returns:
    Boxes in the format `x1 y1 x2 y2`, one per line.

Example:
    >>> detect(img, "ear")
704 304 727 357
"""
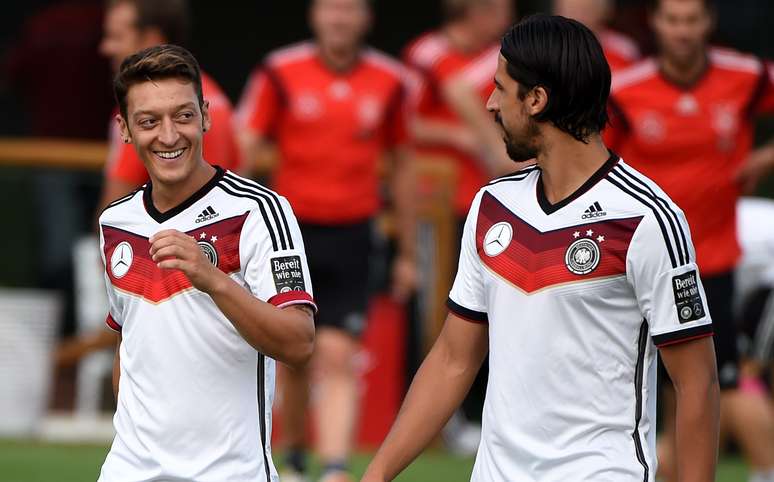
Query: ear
201 100 211 133
527 86 549 116
116 114 132 144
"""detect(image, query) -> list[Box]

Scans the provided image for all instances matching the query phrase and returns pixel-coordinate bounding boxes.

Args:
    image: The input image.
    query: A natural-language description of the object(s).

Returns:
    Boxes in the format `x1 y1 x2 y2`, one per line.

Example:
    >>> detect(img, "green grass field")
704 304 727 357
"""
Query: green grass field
0 440 748 481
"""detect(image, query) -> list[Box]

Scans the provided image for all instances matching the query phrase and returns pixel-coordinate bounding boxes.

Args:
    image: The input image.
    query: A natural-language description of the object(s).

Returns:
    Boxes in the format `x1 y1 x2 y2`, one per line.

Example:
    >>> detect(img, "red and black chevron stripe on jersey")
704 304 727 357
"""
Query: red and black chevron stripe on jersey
102 213 249 303
476 191 643 293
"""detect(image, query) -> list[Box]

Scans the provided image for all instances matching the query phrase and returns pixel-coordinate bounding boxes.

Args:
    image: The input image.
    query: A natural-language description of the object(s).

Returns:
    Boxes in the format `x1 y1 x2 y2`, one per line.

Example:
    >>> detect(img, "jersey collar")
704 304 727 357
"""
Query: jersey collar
536 152 620 215
143 166 225 223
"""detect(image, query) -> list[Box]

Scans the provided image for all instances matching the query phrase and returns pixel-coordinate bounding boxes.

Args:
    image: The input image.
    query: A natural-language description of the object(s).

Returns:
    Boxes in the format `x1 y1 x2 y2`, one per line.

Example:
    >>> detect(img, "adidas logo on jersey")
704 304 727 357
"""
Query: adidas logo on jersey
195 206 219 223
581 201 606 219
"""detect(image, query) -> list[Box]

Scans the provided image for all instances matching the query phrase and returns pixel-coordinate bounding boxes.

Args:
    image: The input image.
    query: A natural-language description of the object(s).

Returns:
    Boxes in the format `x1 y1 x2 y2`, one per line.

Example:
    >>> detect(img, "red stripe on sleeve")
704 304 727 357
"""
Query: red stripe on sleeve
268 291 318 313
105 313 122 332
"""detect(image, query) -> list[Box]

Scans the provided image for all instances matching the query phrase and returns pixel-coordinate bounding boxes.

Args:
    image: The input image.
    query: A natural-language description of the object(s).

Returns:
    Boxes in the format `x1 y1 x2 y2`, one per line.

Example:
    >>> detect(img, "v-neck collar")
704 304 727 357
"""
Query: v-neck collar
536 152 620 215
143 166 225 224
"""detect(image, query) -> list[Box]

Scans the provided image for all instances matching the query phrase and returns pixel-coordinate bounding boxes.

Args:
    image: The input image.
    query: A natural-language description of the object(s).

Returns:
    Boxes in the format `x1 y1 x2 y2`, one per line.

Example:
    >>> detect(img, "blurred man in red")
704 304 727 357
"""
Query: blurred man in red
607 0 774 480
97 0 241 211
401 0 516 454
236 1 416 480
553 0 641 72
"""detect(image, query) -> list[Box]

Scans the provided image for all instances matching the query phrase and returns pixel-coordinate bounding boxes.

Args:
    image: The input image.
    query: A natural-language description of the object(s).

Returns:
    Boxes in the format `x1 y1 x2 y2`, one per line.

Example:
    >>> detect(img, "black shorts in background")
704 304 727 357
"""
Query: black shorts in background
299 220 373 337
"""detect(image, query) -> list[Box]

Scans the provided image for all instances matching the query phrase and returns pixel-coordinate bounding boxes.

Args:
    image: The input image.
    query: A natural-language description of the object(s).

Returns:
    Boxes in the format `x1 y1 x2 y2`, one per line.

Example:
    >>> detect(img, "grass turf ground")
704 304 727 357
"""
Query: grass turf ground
0 440 748 481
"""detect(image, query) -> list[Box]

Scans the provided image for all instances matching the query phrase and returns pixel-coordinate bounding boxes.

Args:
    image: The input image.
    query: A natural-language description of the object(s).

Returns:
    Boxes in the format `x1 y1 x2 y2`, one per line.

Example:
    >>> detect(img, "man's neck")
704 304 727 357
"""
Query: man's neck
537 134 611 205
151 162 215 213
318 43 360 73
444 21 487 54
659 51 708 88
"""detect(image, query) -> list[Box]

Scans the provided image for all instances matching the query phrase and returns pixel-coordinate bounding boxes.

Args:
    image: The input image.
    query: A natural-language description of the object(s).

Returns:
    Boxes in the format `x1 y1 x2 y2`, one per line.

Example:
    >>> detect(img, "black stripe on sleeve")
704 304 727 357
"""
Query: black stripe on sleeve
447 298 488 324
257 355 272 482
605 175 678 268
632 320 650 482
653 323 714 347
615 165 690 264
224 173 295 250
217 184 279 251
220 176 287 250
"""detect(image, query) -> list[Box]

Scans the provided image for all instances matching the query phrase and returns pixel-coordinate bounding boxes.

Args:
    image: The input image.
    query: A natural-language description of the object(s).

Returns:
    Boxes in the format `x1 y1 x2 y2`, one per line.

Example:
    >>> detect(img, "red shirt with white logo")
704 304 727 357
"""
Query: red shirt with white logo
236 42 408 224
403 31 500 216
105 73 242 186
607 48 774 275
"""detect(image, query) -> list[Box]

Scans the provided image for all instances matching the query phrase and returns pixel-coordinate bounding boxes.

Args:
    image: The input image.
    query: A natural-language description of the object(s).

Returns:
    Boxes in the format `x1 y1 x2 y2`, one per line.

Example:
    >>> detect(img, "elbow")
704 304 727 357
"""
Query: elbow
285 325 315 369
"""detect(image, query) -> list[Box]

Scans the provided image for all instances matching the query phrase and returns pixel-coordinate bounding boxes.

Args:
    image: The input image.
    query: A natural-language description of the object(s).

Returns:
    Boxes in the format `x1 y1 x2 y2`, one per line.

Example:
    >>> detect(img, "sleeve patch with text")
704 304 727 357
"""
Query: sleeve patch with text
271 255 307 293
672 270 705 323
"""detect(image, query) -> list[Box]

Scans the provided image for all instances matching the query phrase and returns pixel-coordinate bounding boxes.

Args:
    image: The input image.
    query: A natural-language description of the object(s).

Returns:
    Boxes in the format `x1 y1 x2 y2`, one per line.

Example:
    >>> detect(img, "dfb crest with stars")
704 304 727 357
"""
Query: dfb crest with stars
197 231 219 267
565 229 604 275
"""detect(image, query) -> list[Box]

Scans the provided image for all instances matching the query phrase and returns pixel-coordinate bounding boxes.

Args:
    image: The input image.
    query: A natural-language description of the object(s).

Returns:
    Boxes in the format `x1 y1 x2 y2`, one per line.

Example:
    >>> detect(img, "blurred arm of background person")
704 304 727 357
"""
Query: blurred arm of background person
387 144 418 302
736 61 774 193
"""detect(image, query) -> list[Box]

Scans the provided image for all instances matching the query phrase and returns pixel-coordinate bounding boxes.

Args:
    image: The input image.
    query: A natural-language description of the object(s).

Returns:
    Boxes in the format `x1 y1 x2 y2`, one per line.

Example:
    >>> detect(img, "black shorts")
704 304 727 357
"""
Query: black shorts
739 286 774 363
659 270 739 390
299 220 373 337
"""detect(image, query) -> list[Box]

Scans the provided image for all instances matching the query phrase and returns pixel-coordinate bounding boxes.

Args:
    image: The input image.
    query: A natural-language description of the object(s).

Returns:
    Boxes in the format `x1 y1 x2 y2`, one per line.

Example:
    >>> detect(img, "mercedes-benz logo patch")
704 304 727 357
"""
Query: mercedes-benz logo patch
198 241 218 267
565 238 601 275
110 241 133 278
483 222 513 257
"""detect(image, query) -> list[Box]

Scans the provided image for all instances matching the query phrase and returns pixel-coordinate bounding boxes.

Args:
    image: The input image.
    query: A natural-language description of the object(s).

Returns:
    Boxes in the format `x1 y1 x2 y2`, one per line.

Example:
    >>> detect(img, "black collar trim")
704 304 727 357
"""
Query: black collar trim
536 152 620 215
143 166 225 223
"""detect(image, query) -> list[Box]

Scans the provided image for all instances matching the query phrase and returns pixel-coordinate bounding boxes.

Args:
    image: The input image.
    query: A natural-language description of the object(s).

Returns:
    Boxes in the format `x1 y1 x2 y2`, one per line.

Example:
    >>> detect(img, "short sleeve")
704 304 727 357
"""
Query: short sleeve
240 196 317 312
384 80 410 148
447 193 487 323
627 211 713 347
99 224 124 332
235 66 281 138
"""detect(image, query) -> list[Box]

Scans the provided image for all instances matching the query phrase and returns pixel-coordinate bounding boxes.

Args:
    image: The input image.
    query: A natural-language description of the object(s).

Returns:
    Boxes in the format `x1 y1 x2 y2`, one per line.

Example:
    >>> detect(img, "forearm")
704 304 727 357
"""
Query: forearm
207 272 314 367
674 378 720 481
391 148 417 260
366 336 484 480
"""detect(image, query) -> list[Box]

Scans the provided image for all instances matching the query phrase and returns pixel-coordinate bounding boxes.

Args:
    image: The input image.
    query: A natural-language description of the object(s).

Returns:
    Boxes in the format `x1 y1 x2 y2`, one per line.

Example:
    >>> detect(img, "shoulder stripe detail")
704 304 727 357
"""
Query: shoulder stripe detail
611 59 657 92
487 166 539 185
363 48 405 79
216 183 281 252
224 173 294 250
101 187 144 216
406 33 448 69
605 174 679 268
614 165 690 263
709 48 762 75
266 41 316 67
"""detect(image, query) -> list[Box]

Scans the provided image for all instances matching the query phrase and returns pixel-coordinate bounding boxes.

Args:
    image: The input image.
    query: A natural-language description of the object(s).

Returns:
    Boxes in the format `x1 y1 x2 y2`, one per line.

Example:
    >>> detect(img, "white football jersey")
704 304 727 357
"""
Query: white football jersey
448 155 712 482
97 167 316 482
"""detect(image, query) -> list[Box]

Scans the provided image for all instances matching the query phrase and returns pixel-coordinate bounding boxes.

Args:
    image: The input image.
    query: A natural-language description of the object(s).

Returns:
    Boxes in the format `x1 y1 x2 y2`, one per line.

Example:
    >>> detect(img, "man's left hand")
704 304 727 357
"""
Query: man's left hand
391 254 418 303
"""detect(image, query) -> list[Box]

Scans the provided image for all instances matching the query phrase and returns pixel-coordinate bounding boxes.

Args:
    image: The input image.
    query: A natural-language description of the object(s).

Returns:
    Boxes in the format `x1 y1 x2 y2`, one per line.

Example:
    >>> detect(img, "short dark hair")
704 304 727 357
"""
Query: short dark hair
114 44 203 121
500 14 611 142
108 0 191 46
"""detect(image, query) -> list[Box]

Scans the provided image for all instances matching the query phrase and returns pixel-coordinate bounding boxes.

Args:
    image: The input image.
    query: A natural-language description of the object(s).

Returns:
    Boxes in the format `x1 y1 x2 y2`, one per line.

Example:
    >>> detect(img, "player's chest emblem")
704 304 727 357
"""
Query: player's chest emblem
293 92 324 120
357 95 384 131
565 230 605 275
110 241 133 278
196 231 219 267
636 110 666 144
483 222 513 256
710 102 739 152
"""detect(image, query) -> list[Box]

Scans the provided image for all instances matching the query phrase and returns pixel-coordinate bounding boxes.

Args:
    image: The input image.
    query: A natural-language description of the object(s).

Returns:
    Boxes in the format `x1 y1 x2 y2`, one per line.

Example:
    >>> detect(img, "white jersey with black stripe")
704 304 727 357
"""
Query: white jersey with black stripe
447 155 712 482
97 167 315 482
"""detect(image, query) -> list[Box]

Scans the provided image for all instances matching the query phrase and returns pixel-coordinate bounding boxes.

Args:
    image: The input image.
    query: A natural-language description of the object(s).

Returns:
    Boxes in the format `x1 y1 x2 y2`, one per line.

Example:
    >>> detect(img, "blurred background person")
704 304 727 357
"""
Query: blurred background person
401 0 515 454
553 0 641 72
606 0 774 480
96 0 241 213
235 0 416 481
735 197 774 409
